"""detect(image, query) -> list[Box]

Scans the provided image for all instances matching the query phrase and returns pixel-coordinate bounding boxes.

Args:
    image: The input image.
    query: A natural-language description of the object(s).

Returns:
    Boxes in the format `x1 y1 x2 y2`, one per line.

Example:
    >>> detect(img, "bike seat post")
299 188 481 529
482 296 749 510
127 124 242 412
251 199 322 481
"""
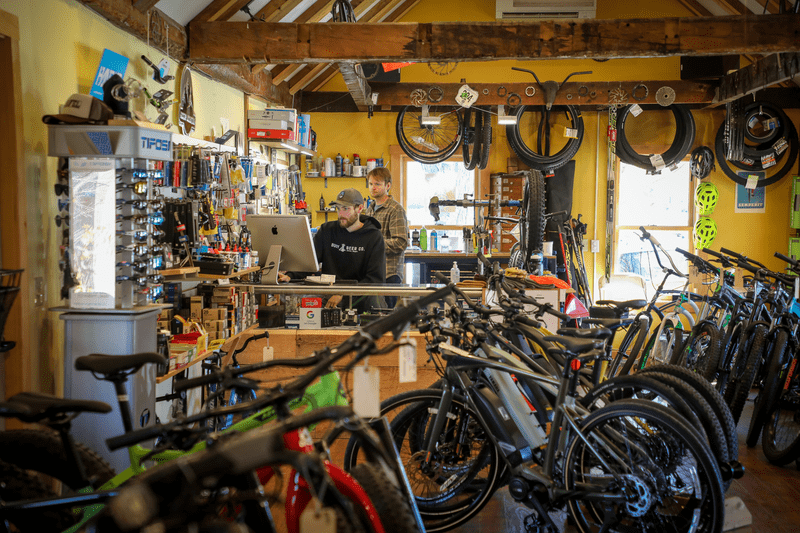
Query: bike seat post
51 417 90 486
110 374 135 434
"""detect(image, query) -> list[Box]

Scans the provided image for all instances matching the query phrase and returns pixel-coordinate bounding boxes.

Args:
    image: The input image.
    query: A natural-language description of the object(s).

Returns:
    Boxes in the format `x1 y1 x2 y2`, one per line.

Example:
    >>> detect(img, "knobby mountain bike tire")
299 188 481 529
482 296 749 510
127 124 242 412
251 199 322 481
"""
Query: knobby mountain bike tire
521 170 546 259
462 107 484 170
642 364 738 463
676 321 723 382
747 329 789 448
506 105 583 173
564 399 725 533
0 460 77 532
761 355 800 465
716 320 746 396
727 324 768 424
350 463 422 533
396 105 463 163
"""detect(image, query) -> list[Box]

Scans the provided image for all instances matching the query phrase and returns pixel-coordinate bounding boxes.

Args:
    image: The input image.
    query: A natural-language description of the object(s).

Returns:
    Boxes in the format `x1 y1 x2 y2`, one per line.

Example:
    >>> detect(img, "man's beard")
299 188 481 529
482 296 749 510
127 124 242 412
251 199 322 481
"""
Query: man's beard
339 212 359 229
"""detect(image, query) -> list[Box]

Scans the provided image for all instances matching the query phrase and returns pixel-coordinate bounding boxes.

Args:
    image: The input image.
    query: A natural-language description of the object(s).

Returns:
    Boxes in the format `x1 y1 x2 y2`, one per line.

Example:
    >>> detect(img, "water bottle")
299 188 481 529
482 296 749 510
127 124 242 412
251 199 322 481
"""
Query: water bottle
532 251 544 276
335 153 343 177
431 229 438 251
450 262 461 284
420 226 427 251
411 228 420 248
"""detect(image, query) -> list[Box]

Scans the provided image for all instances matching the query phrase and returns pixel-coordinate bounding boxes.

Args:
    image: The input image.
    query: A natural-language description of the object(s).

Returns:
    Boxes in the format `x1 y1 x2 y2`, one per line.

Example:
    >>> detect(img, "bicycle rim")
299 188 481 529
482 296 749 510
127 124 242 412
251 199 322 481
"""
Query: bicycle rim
396 106 463 163
565 400 724 533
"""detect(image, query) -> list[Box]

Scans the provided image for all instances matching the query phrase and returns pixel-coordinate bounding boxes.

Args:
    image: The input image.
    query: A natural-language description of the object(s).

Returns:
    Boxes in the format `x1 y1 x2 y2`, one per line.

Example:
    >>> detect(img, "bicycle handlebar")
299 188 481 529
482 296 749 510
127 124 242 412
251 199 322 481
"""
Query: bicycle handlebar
173 355 321 393
720 247 769 270
638 226 685 277
775 251 799 268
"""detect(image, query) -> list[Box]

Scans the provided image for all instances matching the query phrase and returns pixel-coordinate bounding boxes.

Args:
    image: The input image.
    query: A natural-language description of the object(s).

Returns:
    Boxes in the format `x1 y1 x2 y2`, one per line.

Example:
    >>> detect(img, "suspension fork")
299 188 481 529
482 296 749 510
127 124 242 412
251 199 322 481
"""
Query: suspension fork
422 384 456 462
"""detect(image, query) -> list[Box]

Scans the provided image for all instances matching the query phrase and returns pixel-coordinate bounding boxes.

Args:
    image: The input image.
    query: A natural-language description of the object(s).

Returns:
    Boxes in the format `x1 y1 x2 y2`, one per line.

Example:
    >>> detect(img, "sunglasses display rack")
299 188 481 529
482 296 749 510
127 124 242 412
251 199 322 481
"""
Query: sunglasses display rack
47 124 174 309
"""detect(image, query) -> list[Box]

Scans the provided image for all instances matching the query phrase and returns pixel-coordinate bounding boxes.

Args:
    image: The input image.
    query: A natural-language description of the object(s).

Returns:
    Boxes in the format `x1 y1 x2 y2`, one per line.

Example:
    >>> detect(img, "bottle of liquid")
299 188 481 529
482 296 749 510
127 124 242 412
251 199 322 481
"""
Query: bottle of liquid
411 228 420 248
335 153 343 177
420 226 427 251
319 194 325 211
450 262 461 284
353 153 361 167
343 157 351 176
431 229 438 252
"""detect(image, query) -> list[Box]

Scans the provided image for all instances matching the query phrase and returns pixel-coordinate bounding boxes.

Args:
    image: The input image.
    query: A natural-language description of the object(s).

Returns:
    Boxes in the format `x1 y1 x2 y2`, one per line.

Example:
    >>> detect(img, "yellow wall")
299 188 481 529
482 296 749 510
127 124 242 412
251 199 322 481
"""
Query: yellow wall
4 0 252 395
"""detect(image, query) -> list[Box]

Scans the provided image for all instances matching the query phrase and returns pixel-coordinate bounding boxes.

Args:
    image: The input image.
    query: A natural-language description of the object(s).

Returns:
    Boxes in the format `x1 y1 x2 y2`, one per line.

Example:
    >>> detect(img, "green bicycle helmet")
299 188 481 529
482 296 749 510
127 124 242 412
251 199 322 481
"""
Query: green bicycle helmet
694 217 718 249
695 182 719 216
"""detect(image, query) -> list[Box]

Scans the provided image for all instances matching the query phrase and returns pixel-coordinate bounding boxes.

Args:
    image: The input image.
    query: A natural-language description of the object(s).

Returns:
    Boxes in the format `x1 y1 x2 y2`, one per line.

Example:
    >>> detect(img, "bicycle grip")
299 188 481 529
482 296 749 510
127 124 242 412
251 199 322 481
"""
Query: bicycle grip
719 247 744 260
476 251 492 269
702 247 724 259
173 371 223 393
107 424 165 451
433 271 450 284
775 251 798 266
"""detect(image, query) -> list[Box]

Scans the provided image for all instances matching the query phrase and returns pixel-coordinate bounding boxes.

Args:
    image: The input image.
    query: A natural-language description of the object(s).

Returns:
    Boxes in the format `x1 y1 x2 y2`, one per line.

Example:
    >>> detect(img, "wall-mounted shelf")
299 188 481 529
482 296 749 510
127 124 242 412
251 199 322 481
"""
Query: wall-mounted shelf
156 324 260 383
249 138 316 157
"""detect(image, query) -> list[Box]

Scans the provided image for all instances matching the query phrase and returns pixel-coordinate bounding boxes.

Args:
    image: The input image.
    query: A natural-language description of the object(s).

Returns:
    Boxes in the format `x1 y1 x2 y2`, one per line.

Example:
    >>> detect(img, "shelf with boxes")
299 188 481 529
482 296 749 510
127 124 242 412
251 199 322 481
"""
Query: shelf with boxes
157 282 259 382
247 107 315 155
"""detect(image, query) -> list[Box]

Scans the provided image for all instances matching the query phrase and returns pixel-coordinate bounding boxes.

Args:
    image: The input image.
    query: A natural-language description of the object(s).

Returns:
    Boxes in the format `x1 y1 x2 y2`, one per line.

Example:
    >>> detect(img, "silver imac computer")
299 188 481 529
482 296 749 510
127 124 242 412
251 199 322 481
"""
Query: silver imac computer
247 214 320 284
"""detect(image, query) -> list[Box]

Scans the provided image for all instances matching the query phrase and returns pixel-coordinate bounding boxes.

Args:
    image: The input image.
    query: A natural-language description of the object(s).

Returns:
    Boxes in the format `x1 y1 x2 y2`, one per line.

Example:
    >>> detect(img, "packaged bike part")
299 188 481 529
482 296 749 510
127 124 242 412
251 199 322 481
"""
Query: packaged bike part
470 382 534 467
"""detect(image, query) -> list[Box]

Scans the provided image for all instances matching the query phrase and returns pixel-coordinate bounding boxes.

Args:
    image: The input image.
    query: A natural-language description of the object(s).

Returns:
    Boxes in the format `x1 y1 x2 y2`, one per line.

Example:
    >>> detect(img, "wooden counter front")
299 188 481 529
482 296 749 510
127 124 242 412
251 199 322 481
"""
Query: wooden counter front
228 328 439 401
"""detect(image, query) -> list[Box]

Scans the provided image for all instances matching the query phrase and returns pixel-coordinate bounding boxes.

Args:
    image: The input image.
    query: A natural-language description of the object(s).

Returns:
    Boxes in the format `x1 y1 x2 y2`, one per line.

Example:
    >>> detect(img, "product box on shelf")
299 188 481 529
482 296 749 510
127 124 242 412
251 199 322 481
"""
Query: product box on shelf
247 129 295 141
248 119 293 131
189 296 204 322
300 297 322 330
297 114 311 148
247 108 297 124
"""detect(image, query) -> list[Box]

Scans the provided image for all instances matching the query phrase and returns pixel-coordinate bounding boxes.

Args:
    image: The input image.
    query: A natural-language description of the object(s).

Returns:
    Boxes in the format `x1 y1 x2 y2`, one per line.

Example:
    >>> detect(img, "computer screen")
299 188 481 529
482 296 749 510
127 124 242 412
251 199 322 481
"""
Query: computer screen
247 214 320 283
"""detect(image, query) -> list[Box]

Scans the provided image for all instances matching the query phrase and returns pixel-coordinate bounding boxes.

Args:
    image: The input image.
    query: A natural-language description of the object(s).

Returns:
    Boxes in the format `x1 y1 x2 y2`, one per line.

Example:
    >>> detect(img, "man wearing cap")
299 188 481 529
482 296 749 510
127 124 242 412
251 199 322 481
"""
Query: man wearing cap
365 167 408 308
279 188 385 312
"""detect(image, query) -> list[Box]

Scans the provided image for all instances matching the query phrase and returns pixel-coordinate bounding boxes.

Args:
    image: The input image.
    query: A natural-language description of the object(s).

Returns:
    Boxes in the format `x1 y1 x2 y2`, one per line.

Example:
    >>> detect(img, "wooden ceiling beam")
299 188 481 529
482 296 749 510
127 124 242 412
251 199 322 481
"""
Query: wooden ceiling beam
361 0 404 22
132 0 160 14
706 0 748 15
289 64 329 94
387 0 424 21
194 63 291 106
675 0 714 16
715 52 800 104
258 0 306 23
295 0 334 23
304 66 339 91
189 14 800 64
190 0 251 24
273 63 304 84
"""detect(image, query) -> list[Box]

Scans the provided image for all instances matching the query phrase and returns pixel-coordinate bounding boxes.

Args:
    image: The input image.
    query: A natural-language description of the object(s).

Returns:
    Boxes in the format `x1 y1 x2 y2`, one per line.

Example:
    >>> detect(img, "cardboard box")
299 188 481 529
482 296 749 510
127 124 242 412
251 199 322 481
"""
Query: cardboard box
248 119 292 131
190 296 204 321
247 108 297 123
203 308 226 321
300 297 323 329
247 128 295 141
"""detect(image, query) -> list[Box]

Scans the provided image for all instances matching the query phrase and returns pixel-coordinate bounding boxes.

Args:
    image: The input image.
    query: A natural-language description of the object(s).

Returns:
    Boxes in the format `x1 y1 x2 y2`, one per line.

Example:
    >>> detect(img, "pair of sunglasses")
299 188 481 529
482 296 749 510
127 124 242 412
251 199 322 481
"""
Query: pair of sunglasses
116 181 148 195
115 274 164 286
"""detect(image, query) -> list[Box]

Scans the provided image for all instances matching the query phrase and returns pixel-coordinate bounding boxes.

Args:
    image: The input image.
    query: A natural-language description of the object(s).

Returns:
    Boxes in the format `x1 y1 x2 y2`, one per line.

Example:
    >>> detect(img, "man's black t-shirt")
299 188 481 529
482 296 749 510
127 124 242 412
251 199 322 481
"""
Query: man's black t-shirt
313 215 386 283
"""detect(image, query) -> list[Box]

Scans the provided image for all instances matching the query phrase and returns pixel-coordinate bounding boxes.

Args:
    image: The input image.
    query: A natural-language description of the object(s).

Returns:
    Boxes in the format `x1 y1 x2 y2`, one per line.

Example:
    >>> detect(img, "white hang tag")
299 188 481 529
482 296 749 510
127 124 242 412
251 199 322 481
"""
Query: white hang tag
761 153 777 168
563 127 579 139
262 346 274 362
745 175 759 190
399 338 417 383
353 365 380 418
649 154 666 170
157 58 171 79
299 499 336 533
455 84 479 108
774 138 789 155
630 104 643 117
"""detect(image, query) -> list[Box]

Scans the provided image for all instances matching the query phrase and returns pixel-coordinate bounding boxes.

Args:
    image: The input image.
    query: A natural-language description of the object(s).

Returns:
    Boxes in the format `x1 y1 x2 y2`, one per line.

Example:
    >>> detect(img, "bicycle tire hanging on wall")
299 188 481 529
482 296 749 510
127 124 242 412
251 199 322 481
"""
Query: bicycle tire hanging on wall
395 105 463 163
714 101 799 188
506 105 584 174
462 107 492 171
615 104 695 174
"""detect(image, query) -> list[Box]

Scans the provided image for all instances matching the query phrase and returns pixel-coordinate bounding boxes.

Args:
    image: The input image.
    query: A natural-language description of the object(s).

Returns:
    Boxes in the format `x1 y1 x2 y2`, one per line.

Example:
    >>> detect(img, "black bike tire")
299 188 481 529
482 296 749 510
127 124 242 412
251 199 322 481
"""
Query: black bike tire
613 317 650 377
641 363 739 463
478 119 492 170
0 429 116 489
350 462 422 533
639 371 730 473
525 170 546 254
714 117 798 188
0 459 78 531
606 321 639 378
342 389 504 533
681 321 723 382
761 359 800 465
396 105 464 163
747 329 789 448
564 399 725 533
616 104 696 173
461 107 483 170
506 105 584 172
717 321 745 395
728 324 768 424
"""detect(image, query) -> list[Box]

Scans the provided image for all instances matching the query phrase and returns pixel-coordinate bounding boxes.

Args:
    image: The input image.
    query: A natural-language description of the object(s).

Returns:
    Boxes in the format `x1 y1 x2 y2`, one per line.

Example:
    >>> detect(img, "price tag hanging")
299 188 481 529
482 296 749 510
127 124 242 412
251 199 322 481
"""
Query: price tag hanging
353 364 380 418
399 336 417 383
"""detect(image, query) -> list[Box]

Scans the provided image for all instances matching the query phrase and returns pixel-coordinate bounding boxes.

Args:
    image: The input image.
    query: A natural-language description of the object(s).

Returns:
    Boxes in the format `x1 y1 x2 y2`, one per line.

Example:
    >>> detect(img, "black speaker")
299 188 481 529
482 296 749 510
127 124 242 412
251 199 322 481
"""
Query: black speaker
680 56 739 80
360 63 401 83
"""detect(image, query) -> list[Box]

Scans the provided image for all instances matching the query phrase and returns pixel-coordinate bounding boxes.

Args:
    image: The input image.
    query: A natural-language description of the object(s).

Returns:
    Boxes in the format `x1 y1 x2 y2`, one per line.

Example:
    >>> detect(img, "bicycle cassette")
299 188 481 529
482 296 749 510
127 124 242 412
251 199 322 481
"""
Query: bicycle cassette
656 86 676 107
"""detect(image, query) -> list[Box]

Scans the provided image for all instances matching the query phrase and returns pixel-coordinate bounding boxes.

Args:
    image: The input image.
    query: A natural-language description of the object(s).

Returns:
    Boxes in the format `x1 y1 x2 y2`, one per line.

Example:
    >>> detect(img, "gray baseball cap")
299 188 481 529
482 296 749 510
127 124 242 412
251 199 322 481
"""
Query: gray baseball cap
330 188 364 207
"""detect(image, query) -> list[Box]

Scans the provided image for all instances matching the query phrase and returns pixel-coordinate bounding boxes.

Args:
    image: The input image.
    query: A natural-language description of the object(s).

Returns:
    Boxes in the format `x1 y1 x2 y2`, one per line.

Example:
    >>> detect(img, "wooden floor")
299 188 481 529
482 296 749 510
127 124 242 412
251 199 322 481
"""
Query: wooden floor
448 394 800 533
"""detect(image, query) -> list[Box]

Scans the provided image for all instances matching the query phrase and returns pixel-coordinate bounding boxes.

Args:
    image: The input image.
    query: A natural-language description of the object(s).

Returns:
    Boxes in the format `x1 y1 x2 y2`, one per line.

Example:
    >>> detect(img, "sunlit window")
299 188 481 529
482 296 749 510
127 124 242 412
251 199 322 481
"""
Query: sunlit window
404 160 476 228
615 161 692 297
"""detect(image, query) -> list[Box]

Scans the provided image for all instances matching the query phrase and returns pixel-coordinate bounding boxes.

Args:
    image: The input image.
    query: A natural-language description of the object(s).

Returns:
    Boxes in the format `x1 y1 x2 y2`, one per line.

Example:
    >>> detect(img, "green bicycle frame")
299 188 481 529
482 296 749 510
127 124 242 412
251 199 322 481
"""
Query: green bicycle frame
64 370 347 533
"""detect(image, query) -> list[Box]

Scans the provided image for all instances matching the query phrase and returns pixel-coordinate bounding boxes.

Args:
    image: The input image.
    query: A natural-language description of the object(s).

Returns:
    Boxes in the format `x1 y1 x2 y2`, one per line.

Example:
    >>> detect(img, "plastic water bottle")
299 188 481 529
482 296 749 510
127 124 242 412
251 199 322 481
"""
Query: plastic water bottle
450 262 460 284
420 226 427 251
431 229 438 252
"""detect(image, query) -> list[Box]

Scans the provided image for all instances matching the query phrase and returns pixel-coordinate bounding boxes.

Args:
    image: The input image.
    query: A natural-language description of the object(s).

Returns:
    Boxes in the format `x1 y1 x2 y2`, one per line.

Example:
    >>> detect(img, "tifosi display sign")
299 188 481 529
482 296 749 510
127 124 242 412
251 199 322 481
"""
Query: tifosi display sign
139 131 171 158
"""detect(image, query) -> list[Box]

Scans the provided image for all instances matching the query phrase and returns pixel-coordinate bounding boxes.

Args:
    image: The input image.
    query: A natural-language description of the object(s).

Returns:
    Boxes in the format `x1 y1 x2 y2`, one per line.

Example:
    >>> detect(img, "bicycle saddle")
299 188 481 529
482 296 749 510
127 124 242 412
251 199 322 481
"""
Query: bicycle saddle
589 299 647 319
542 335 604 356
582 317 635 329
75 352 167 377
556 327 612 340
0 391 110 423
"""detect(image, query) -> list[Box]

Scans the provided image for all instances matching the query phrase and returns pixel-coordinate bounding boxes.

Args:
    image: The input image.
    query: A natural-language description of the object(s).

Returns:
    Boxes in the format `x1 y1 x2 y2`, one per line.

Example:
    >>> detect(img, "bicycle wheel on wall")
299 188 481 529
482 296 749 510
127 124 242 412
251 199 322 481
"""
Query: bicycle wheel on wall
396 106 463 163
519 170 546 269
506 105 583 173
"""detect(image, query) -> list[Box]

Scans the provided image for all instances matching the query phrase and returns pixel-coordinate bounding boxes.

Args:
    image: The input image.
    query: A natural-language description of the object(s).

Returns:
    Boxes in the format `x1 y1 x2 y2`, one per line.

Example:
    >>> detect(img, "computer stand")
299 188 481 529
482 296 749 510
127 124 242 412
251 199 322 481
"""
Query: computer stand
260 245 283 285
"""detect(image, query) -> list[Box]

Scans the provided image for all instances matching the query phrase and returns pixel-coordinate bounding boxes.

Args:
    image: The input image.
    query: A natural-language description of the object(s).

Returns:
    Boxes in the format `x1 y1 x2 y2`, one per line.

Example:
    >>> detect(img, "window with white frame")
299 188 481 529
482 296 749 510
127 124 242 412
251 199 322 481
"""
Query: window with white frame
614 161 693 297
